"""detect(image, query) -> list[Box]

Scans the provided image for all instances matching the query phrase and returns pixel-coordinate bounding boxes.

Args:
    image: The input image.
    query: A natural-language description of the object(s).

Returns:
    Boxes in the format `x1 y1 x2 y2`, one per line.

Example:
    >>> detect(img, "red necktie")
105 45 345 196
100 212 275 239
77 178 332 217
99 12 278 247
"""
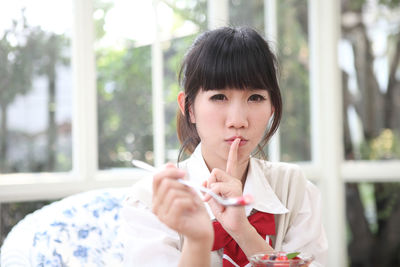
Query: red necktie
212 211 275 267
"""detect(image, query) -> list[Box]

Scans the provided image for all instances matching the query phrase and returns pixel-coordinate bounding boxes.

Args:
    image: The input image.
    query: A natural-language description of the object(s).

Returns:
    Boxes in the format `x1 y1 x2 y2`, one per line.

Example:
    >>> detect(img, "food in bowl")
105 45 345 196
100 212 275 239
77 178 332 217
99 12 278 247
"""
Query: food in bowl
249 251 314 267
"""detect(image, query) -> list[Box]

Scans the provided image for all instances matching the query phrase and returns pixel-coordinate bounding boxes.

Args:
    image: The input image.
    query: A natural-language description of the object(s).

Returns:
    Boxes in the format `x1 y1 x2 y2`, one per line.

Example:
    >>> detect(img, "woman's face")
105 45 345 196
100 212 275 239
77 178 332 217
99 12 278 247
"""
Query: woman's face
189 88 274 170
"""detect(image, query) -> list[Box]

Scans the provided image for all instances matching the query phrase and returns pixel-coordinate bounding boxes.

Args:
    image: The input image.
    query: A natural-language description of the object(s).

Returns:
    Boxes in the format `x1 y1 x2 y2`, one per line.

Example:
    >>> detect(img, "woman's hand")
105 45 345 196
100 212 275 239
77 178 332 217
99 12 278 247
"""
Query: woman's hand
204 139 274 257
203 138 250 235
152 163 213 244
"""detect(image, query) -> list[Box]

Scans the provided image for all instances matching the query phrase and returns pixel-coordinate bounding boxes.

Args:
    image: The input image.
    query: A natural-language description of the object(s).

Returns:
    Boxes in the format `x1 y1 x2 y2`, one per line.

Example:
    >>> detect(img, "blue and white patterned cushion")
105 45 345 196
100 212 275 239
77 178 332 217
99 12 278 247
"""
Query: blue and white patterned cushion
1 187 128 267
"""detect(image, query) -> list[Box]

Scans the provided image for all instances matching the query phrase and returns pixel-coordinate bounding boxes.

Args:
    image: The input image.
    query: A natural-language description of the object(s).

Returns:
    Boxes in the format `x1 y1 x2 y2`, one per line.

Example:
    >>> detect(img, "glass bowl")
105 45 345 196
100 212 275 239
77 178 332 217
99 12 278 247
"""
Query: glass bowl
249 251 314 267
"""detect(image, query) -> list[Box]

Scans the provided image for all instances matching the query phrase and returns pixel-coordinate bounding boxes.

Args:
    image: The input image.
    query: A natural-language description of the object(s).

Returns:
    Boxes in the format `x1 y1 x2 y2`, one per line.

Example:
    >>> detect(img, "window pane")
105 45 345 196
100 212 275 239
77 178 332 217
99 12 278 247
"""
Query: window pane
277 0 310 162
0 0 73 173
96 1 154 169
340 1 400 160
346 182 400 266
229 0 264 32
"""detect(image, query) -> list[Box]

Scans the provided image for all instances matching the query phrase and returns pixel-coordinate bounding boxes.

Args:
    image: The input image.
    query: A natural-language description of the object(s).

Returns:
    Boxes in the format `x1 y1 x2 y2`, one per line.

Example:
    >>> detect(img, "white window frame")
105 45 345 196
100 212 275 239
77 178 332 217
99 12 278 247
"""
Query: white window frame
1 1 400 266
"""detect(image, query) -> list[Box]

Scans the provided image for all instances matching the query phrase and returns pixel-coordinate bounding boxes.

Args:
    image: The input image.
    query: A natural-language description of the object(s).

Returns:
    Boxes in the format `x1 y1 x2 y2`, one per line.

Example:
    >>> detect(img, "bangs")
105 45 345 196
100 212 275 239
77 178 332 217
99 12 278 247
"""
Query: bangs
183 27 278 92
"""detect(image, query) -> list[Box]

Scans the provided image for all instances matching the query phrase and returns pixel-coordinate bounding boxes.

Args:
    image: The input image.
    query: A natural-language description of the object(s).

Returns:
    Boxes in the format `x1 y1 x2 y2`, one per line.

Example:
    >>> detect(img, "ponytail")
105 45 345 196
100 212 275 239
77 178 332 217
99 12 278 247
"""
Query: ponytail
176 109 200 162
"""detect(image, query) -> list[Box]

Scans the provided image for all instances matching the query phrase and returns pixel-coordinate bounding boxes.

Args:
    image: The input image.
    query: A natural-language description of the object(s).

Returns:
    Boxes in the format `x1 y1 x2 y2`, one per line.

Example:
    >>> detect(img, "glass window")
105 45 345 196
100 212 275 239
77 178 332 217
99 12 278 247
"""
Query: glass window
95 1 153 169
277 0 310 162
346 182 400 266
340 1 400 160
0 0 73 173
229 0 264 32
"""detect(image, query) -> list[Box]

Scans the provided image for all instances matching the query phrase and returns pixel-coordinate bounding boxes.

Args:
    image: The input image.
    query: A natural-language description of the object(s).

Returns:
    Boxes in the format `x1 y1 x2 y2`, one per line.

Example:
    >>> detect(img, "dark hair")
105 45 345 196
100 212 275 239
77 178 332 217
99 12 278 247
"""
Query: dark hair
177 26 282 162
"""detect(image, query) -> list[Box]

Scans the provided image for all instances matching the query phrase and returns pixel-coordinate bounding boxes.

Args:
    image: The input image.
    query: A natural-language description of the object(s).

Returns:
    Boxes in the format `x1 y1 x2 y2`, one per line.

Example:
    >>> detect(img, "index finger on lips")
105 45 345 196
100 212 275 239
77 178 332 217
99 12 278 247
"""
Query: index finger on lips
226 138 240 176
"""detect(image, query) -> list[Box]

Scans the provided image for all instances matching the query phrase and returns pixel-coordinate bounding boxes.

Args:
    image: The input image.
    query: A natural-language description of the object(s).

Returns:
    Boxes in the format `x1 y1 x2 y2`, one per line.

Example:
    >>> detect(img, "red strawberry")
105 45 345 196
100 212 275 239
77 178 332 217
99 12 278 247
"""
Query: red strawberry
261 254 269 260
277 255 288 261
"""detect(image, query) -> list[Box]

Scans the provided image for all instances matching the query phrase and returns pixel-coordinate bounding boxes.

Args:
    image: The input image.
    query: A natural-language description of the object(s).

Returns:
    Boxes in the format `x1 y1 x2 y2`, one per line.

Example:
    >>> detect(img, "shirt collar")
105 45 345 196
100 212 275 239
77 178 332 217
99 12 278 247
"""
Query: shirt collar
244 157 289 215
185 144 289 220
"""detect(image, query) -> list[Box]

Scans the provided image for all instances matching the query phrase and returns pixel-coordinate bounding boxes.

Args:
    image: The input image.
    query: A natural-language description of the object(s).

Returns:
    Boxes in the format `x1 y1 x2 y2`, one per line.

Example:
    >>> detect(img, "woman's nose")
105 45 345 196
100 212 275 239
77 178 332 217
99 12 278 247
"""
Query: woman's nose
225 103 248 129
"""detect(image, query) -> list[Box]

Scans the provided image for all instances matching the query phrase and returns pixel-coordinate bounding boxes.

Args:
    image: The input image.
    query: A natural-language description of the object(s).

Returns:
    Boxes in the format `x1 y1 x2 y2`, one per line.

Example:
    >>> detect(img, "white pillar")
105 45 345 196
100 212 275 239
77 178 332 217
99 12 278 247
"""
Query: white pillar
264 0 277 47
309 0 347 266
152 0 165 167
72 0 97 178
207 0 229 29
264 0 280 162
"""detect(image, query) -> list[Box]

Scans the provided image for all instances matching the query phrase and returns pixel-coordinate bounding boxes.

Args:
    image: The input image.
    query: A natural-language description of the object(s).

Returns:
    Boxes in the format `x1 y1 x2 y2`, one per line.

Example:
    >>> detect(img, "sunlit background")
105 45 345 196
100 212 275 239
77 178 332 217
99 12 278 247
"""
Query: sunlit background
0 0 399 266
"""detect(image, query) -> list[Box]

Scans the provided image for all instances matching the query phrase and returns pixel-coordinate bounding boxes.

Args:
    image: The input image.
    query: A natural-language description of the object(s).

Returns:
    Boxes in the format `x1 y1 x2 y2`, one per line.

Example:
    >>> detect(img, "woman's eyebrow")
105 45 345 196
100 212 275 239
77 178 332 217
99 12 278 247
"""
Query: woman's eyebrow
248 88 267 92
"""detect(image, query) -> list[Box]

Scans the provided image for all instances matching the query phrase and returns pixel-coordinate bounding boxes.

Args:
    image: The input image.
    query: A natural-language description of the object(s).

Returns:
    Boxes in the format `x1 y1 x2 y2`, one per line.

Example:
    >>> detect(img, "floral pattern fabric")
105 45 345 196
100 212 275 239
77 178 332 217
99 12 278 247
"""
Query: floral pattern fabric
1 187 128 267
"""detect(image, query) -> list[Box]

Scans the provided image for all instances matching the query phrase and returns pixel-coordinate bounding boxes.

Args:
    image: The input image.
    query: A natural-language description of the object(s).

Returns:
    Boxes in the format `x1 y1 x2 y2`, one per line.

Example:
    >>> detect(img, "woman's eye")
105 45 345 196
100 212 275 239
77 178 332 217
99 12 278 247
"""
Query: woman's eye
210 94 227 101
248 94 266 102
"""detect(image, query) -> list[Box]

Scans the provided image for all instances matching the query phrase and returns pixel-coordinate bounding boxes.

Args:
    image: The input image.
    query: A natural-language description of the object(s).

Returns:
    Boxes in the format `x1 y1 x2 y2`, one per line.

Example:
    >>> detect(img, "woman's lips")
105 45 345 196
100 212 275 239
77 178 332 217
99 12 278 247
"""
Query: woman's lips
226 137 248 146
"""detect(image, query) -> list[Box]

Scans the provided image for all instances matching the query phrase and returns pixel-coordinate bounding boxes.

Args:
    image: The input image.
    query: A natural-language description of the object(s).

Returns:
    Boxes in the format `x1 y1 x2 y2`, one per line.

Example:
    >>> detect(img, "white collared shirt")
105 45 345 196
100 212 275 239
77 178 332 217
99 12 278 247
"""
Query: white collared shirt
121 145 327 266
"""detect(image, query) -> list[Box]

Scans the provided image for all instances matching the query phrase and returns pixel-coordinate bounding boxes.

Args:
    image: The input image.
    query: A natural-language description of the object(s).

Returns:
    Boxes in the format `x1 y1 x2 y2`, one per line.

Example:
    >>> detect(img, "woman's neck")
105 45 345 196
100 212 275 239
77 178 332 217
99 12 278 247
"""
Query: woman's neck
203 156 250 184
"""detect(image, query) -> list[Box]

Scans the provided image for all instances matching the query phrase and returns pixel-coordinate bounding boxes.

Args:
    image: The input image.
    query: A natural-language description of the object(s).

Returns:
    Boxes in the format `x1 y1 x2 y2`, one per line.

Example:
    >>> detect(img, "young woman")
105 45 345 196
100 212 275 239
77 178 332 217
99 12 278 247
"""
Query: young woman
121 26 327 267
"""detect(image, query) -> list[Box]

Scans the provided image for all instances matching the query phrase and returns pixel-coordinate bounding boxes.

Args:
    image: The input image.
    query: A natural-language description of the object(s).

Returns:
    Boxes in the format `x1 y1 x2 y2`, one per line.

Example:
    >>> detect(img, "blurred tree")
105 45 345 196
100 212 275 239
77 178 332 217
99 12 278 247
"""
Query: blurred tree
0 9 70 173
340 0 400 266
0 11 40 173
94 1 153 168
277 0 311 162
161 0 207 30
96 44 153 168
32 32 70 171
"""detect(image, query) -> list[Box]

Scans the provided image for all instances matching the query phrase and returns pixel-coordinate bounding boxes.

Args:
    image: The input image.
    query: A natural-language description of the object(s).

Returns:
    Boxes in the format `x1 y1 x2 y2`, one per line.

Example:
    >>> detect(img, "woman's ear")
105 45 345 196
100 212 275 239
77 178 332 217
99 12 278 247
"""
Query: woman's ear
177 91 196 123
177 91 186 115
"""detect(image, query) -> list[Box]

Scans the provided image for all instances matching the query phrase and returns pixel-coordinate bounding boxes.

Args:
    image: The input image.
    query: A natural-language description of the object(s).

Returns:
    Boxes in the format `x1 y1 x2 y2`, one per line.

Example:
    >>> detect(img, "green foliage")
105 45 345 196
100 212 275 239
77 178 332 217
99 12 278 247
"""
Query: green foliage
0 25 35 105
360 129 400 160
277 0 311 162
379 0 400 8
0 9 72 173
93 0 114 40
97 44 153 168
343 0 366 12
375 183 400 221
358 182 378 234
161 0 207 30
